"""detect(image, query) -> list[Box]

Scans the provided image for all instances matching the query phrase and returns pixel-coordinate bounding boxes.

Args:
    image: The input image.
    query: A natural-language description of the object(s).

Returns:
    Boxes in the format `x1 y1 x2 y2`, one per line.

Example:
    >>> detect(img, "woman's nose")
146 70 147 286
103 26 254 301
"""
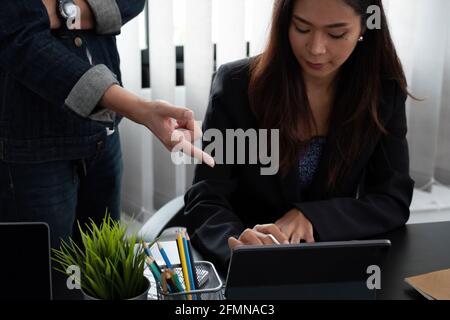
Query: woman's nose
308 32 327 56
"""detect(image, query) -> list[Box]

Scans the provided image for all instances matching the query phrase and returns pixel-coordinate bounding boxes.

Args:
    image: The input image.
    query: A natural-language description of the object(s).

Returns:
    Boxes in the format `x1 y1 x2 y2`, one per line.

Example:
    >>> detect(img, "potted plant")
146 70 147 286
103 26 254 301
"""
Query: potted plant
52 215 151 300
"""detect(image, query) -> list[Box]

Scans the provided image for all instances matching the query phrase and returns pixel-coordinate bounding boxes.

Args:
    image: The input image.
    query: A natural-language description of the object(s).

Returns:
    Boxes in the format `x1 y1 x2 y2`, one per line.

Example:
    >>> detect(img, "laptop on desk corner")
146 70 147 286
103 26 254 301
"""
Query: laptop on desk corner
224 240 391 300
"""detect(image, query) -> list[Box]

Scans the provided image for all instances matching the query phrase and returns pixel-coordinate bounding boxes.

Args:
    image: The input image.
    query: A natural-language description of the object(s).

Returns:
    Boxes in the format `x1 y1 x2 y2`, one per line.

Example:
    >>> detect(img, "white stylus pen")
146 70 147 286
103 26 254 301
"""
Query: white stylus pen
268 234 281 245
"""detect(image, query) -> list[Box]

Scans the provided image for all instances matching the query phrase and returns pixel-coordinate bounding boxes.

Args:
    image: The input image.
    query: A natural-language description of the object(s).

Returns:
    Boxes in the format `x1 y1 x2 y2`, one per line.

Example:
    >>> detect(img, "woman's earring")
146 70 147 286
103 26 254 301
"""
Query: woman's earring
358 36 364 42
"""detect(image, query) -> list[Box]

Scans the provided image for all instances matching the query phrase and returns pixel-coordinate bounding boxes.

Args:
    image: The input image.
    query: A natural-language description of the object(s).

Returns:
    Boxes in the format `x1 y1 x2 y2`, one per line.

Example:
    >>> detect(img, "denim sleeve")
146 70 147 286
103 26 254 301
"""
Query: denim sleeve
86 0 146 35
0 0 118 124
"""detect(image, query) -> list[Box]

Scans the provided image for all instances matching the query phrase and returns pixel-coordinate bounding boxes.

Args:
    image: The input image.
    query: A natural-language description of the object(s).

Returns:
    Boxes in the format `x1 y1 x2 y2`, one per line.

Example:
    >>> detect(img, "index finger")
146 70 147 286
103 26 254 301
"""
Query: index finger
179 138 215 168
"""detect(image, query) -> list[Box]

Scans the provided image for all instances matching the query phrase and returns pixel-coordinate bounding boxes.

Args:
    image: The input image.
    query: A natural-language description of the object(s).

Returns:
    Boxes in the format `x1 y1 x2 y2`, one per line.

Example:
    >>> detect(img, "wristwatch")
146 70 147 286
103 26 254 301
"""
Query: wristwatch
58 0 78 21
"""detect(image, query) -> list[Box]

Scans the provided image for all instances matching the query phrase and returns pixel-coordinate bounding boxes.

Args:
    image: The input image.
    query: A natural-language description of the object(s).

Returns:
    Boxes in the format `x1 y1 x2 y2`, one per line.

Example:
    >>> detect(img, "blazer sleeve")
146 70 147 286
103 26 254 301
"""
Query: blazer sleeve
183 65 245 271
294 84 415 241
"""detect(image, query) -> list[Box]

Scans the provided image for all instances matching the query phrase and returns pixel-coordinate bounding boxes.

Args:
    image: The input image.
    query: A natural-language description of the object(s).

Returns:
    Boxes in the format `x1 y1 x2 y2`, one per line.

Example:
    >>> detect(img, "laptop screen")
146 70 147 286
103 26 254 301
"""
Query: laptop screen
225 240 391 300
0 223 52 300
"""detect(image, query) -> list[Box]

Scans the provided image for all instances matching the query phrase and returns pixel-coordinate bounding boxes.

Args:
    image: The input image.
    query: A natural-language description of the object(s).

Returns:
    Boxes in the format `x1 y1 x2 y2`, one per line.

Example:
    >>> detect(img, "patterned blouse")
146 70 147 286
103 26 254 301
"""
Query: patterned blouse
298 136 327 190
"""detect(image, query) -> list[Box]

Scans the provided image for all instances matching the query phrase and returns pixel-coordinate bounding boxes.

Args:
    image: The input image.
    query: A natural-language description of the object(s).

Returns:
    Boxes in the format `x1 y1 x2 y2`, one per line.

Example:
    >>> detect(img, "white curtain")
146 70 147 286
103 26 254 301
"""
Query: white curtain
436 45 450 184
384 0 450 189
117 0 450 216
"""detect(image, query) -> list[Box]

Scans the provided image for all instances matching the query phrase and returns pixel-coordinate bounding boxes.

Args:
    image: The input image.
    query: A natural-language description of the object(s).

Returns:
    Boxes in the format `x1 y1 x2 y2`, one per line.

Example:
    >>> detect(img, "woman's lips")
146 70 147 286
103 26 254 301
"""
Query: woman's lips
306 61 325 70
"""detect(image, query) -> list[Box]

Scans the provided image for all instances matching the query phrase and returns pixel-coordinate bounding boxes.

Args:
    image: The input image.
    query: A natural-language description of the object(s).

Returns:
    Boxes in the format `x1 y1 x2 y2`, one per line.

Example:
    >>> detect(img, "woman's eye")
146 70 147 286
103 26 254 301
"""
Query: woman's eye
329 33 347 39
295 26 310 34
294 25 346 39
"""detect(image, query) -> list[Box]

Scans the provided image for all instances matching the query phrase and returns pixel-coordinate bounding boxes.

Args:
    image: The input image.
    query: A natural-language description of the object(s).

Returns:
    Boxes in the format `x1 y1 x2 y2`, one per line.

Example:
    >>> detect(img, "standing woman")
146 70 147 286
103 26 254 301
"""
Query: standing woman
183 0 415 272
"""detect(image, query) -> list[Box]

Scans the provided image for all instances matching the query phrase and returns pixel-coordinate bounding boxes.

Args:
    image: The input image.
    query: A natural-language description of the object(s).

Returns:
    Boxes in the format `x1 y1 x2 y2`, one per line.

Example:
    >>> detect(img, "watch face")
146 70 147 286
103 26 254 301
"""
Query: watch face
61 1 78 19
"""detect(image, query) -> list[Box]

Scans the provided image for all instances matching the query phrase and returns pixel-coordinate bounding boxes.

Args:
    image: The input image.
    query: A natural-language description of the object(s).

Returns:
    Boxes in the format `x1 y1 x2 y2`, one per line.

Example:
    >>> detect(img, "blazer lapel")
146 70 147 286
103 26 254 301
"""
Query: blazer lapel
277 160 303 204
278 156 308 203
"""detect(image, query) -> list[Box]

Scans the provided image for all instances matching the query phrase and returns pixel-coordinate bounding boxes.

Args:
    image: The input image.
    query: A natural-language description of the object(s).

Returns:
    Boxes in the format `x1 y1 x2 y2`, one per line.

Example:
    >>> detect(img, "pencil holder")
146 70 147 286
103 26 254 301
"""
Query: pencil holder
156 261 224 300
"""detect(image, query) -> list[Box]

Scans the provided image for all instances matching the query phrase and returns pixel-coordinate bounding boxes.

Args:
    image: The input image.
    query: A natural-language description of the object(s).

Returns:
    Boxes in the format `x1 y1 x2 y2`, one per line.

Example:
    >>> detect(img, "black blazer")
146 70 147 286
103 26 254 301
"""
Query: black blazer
183 58 415 273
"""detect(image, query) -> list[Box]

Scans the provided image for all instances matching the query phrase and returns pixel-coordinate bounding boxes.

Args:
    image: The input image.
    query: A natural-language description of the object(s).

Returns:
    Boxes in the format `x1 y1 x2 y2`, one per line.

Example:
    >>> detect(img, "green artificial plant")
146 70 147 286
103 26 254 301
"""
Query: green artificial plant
52 214 152 300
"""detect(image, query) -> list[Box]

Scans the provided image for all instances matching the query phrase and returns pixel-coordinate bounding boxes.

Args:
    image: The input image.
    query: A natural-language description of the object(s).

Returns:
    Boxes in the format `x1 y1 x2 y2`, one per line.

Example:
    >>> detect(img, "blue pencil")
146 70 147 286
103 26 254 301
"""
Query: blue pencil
186 233 200 289
182 232 196 292
143 242 163 273
143 242 152 257
157 242 173 269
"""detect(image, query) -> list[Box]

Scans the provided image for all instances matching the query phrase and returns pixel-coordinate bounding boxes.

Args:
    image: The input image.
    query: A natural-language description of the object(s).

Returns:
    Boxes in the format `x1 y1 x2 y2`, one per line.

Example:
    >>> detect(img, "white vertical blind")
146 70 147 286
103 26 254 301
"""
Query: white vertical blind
149 0 176 102
184 0 214 189
185 0 214 119
116 19 142 94
215 0 246 68
248 0 274 56
148 0 180 208
117 15 155 218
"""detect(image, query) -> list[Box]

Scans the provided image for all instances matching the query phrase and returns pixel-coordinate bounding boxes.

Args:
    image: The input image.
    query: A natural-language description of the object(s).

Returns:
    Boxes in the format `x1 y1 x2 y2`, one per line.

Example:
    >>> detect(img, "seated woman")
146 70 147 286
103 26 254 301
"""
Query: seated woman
183 0 415 273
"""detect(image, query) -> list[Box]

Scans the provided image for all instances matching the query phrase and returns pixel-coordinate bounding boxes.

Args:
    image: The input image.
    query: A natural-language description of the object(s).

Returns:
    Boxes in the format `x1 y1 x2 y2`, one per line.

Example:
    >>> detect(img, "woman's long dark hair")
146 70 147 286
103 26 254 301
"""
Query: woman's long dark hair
249 0 409 192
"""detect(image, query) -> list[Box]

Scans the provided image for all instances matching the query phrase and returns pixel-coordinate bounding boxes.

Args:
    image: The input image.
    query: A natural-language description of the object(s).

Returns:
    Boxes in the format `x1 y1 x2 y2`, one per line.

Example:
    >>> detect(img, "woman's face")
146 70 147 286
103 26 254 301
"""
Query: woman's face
289 0 363 82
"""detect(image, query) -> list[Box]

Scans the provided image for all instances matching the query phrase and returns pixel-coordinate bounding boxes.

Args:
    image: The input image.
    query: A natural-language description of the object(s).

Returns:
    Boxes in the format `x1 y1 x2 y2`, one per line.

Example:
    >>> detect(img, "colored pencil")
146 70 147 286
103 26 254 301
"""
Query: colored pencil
182 231 196 292
143 241 152 257
161 270 169 294
157 242 173 269
168 269 185 293
176 231 191 292
185 233 200 288
146 256 162 283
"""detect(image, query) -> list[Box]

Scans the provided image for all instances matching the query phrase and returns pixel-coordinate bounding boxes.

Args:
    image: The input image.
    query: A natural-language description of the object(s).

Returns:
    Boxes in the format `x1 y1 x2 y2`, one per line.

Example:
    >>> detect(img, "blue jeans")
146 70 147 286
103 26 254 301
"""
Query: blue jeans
0 131 123 248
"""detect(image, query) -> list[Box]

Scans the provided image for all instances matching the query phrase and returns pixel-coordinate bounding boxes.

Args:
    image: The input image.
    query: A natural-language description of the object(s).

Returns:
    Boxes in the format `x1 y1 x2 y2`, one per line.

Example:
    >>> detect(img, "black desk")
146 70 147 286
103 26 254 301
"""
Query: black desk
375 221 450 300
52 221 450 300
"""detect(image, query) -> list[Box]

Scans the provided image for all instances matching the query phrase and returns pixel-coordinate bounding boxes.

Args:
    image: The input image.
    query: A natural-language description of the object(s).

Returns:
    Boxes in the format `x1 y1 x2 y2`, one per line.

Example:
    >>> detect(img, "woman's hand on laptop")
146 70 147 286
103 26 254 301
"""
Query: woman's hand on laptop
275 208 315 244
253 224 290 245
228 225 289 249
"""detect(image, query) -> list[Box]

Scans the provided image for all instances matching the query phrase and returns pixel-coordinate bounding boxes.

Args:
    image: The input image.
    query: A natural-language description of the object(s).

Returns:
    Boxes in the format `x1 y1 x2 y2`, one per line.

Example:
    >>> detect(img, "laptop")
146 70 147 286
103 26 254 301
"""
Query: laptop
225 240 391 300
0 223 52 300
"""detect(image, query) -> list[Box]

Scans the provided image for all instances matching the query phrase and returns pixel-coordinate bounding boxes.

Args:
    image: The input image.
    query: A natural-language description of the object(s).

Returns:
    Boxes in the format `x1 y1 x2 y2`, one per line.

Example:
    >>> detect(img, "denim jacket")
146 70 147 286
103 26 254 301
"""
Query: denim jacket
0 0 146 163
